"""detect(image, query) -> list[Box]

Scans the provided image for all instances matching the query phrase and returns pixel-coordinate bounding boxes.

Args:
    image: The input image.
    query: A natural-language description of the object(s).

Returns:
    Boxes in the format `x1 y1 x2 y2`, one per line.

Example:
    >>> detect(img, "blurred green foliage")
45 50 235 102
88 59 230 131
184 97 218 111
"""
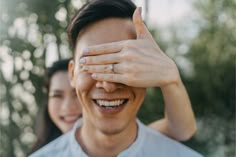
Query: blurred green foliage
0 0 235 157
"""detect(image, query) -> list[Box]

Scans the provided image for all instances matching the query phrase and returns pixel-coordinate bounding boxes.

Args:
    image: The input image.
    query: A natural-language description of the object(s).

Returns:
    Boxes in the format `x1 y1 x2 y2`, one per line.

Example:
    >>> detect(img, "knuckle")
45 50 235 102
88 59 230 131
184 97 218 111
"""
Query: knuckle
121 51 136 62
126 64 134 72
124 40 136 49
123 67 139 85
121 47 139 62
104 65 111 72
125 39 134 47
124 61 137 72
124 39 132 45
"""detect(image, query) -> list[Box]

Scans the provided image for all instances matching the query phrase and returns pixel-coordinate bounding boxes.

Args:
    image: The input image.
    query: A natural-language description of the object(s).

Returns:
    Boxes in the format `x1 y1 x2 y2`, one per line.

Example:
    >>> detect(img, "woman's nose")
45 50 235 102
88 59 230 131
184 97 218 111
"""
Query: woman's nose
61 96 76 110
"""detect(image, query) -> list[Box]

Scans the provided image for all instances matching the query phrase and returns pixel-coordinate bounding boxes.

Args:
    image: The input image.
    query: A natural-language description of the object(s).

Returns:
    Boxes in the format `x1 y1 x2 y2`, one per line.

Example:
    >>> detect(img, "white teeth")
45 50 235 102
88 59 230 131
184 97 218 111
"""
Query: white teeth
96 99 125 107
63 115 78 122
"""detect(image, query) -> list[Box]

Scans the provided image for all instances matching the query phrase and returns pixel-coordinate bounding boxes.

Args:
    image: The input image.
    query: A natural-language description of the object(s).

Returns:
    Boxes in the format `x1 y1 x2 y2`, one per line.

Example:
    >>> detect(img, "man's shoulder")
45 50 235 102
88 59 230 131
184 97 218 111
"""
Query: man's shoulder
139 122 203 157
29 132 71 157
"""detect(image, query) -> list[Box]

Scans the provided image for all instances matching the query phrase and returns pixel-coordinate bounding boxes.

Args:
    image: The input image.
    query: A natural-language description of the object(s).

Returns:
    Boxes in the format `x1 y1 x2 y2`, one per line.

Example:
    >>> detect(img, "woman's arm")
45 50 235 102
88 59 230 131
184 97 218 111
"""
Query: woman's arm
148 80 196 141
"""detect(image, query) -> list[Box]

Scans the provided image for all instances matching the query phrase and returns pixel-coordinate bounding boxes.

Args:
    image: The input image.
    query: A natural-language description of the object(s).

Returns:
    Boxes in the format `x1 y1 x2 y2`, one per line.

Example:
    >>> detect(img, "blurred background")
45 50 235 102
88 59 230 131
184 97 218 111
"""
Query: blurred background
0 0 235 156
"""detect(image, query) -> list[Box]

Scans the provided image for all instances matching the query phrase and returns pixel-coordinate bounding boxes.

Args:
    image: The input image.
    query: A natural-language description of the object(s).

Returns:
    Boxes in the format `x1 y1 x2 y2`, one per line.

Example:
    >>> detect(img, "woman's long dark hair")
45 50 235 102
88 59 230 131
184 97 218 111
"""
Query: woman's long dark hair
31 59 71 152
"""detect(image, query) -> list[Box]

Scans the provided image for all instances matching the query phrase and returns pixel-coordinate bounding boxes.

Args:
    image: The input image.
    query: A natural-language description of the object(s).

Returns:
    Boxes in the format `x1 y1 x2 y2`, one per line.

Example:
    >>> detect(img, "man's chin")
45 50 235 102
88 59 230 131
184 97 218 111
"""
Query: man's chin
99 127 124 136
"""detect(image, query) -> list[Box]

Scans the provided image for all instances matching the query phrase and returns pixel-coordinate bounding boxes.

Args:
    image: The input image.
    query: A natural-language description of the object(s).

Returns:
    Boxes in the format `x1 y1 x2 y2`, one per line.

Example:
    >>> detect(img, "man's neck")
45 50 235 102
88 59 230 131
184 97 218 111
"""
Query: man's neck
76 120 138 157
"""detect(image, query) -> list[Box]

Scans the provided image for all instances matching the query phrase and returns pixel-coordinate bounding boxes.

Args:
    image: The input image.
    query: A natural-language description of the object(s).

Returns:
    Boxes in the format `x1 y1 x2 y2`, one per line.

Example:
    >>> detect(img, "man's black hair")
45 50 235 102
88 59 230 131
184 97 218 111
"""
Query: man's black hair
67 0 136 52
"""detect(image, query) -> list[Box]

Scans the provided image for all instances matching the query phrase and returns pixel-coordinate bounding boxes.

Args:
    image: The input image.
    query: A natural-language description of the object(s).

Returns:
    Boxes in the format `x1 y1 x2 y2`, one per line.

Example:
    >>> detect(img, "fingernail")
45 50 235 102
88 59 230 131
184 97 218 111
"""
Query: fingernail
79 57 86 64
83 48 89 54
91 73 97 79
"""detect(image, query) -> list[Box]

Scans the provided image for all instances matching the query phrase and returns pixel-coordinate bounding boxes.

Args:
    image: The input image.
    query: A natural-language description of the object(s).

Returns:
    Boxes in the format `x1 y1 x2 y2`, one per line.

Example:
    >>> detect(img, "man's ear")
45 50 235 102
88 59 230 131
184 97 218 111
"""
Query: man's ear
68 59 75 87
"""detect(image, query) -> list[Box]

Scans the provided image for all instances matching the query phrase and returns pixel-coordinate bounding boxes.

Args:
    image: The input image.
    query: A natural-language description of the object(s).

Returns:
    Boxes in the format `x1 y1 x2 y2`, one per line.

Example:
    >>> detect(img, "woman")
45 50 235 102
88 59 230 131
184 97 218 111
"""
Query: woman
32 59 82 152
32 58 196 151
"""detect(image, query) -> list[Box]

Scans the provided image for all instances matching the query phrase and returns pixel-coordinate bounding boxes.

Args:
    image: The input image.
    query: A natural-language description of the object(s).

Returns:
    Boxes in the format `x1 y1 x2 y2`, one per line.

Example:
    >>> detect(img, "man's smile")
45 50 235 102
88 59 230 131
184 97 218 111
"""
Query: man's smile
92 98 129 114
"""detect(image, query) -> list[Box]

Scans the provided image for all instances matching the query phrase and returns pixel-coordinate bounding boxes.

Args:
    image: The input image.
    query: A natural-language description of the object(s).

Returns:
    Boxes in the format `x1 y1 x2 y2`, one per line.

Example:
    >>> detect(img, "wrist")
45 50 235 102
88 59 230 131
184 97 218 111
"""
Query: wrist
160 73 182 92
160 59 181 88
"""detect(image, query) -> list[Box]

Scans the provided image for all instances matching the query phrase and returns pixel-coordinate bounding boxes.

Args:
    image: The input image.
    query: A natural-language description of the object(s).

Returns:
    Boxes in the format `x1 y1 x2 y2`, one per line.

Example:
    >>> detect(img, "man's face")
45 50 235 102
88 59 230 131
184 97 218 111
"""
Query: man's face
70 18 146 135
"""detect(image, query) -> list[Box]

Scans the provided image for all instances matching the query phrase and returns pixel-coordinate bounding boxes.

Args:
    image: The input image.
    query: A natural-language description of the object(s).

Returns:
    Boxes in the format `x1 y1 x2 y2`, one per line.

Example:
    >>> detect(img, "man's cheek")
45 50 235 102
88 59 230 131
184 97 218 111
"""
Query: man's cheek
75 72 94 91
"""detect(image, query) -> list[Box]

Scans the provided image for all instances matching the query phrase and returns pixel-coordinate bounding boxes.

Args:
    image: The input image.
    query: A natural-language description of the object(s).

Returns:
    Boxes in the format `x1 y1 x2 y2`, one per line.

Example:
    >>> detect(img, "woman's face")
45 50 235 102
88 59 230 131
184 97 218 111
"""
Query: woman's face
48 71 82 133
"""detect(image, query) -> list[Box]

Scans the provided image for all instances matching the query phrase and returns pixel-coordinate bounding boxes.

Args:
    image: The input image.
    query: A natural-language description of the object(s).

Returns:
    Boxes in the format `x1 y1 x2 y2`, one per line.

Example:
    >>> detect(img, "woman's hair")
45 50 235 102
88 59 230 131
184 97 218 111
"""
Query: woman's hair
31 59 71 152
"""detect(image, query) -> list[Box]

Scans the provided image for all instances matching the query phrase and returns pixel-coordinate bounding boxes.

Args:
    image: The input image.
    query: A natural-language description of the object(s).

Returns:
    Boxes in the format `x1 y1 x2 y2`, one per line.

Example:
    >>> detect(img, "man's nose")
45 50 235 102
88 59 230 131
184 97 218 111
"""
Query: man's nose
95 81 124 92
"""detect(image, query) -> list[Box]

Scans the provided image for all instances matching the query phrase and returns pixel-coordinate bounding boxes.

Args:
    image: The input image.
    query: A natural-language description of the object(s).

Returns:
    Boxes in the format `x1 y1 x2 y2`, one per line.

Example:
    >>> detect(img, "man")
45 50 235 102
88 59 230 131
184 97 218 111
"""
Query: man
30 0 202 156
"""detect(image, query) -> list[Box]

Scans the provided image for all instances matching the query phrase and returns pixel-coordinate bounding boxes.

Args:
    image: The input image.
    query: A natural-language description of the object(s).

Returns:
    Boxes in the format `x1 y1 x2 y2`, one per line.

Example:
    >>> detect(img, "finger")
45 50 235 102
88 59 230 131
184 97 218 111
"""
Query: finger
79 53 119 65
91 73 126 85
82 64 113 73
82 63 122 73
133 7 153 40
83 41 125 56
